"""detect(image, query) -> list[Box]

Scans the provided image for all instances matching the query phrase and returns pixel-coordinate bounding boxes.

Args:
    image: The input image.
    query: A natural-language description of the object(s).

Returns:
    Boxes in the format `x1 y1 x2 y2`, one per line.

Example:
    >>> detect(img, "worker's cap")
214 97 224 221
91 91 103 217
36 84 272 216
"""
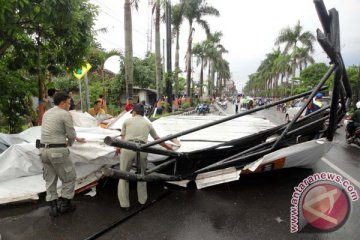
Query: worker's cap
127 96 133 100
315 93 323 99
130 103 145 116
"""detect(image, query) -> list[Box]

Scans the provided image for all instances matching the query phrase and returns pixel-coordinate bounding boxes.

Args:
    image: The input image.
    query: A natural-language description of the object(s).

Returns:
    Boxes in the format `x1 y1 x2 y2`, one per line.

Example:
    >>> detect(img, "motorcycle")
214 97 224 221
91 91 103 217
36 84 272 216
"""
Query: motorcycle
197 103 208 115
344 119 360 147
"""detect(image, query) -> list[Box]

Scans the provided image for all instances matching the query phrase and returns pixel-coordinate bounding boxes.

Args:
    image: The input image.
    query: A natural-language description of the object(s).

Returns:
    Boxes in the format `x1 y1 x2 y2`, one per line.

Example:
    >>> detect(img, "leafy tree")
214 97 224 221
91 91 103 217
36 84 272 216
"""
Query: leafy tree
346 65 360 105
133 53 157 89
52 75 80 92
0 61 37 133
0 0 99 125
299 63 332 90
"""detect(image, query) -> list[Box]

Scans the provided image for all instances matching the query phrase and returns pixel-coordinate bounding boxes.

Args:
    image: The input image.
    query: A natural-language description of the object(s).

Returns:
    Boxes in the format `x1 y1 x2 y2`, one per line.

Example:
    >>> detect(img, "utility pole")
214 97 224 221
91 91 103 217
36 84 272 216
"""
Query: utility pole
165 0 172 111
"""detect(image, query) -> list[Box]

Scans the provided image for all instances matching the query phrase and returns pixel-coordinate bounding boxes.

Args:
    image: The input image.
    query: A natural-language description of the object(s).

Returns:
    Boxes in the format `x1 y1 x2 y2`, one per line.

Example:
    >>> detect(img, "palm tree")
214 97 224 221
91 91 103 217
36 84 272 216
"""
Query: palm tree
181 0 219 97
293 46 315 72
205 31 226 97
192 41 207 97
171 3 184 98
124 0 139 98
154 0 162 99
275 20 315 94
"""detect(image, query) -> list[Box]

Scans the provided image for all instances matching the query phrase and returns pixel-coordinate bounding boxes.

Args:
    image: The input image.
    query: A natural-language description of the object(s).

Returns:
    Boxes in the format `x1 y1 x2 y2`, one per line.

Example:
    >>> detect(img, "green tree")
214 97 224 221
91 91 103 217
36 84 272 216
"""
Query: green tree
346 65 360 105
275 21 315 94
171 3 184 97
181 0 219 97
0 0 98 127
299 63 331 89
0 0 98 95
205 31 227 97
192 41 207 97
0 61 37 133
52 75 79 92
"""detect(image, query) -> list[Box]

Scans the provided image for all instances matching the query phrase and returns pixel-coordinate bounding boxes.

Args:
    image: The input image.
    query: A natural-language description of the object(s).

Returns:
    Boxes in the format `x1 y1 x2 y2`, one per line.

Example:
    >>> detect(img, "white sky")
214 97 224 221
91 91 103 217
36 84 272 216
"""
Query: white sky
91 0 360 91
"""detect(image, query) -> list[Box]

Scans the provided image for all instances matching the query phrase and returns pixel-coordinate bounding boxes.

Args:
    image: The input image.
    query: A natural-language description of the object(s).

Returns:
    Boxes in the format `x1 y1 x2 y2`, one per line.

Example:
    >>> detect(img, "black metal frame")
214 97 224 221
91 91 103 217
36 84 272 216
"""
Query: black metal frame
104 0 352 182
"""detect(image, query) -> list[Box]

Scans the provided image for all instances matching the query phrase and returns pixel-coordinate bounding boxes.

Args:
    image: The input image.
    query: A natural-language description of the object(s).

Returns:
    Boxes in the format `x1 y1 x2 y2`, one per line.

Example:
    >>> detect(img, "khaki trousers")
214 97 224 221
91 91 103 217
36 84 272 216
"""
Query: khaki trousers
40 148 76 201
118 149 148 208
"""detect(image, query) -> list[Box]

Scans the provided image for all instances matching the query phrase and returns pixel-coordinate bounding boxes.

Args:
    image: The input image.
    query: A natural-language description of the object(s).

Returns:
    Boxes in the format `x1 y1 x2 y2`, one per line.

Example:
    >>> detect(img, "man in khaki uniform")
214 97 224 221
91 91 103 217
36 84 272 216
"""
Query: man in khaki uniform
117 104 173 209
88 100 105 117
40 92 86 217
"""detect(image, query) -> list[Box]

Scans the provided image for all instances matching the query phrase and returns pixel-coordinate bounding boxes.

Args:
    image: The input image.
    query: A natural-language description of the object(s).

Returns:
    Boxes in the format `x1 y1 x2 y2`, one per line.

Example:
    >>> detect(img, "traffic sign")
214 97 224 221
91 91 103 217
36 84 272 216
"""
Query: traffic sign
73 63 92 79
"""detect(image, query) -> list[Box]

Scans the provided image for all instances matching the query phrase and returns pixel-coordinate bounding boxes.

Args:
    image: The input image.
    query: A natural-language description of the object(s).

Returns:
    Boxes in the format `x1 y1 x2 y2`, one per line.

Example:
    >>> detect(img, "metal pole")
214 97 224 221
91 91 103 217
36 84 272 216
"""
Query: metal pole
141 85 330 148
78 79 83 111
84 73 90 111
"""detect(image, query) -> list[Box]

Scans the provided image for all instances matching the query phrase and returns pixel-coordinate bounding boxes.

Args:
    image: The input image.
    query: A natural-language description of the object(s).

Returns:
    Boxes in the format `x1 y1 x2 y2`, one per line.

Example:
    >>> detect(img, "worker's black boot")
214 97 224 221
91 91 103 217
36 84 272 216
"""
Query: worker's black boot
49 199 60 217
59 198 76 214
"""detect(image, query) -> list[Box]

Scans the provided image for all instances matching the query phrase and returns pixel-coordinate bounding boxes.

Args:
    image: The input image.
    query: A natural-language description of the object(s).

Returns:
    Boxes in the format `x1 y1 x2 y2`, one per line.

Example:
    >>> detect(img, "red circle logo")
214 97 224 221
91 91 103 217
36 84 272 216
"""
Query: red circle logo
301 183 350 231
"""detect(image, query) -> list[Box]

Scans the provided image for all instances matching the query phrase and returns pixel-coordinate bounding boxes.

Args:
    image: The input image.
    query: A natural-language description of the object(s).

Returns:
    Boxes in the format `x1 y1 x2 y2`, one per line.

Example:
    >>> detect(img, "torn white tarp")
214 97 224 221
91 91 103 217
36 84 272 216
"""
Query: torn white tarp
0 111 121 204
0 111 180 204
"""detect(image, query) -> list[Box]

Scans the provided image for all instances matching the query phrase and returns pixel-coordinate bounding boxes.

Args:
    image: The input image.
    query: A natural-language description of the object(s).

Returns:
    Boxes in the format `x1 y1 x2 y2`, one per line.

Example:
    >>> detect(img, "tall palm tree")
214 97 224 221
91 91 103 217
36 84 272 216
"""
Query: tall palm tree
275 20 315 94
153 0 162 99
124 0 139 98
205 31 226 97
171 3 184 98
293 46 315 72
214 57 230 96
181 0 219 97
274 53 291 85
192 41 207 97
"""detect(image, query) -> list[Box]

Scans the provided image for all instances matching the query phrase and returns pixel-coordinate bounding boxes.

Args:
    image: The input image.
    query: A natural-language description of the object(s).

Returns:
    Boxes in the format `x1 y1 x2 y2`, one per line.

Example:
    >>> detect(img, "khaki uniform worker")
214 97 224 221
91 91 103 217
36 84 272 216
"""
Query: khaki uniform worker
117 104 173 209
88 100 105 117
40 91 86 217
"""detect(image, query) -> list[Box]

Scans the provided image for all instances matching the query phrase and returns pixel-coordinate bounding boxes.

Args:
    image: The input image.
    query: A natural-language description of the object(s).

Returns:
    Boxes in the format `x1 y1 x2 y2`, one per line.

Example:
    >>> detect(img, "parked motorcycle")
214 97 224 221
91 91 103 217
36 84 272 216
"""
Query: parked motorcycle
197 103 208 115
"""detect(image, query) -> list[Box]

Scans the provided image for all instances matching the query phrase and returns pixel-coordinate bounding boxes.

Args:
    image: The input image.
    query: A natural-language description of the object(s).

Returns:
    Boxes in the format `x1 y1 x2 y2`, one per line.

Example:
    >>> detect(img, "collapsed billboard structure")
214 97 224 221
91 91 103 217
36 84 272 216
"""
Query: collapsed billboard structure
104 0 352 188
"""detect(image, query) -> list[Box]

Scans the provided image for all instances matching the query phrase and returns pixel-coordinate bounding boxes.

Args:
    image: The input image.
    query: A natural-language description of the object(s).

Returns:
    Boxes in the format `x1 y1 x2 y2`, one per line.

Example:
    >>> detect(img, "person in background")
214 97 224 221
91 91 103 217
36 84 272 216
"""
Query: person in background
68 91 80 111
346 101 360 138
39 91 86 217
305 93 323 115
98 94 107 113
116 104 173 210
45 89 56 110
88 100 105 117
156 96 165 115
125 97 134 112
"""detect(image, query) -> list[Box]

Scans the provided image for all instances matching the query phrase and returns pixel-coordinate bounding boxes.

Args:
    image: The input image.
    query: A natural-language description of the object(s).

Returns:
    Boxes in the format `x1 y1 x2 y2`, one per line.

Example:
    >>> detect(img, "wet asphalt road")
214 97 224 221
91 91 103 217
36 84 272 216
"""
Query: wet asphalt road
1 106 360 240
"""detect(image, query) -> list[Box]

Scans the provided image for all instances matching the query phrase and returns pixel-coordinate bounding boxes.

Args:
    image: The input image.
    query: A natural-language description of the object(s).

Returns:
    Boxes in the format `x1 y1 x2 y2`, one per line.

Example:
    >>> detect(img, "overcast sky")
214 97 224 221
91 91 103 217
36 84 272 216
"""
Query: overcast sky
90 0 360 91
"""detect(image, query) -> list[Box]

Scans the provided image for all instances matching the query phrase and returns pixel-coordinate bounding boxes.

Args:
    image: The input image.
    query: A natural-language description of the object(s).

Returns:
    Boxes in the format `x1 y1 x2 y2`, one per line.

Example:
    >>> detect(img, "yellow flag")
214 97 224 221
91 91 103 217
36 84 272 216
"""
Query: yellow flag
73 63 92 79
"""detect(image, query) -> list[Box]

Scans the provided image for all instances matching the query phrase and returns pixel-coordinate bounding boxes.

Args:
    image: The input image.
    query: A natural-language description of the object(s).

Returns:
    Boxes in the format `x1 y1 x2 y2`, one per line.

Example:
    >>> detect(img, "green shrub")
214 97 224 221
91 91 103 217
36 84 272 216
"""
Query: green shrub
182 102 190 109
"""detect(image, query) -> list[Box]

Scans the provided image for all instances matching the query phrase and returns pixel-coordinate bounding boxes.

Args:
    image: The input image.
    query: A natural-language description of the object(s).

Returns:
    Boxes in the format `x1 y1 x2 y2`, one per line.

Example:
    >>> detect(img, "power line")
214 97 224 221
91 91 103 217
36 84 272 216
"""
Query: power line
93 0 149 37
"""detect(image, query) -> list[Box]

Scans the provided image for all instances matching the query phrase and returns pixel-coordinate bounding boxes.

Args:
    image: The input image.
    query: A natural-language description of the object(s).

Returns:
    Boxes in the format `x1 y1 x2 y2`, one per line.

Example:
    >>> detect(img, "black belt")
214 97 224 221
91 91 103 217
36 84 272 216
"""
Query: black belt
39 143 67 148
128 139 146 144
